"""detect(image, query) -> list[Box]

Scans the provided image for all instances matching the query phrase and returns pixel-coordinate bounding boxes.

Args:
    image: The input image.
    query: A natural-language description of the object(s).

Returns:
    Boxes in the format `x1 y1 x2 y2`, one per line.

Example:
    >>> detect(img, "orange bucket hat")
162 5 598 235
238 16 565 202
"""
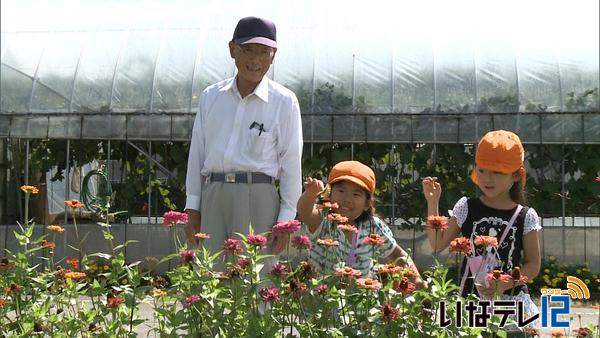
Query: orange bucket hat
328 161 376 194
470 130 526 187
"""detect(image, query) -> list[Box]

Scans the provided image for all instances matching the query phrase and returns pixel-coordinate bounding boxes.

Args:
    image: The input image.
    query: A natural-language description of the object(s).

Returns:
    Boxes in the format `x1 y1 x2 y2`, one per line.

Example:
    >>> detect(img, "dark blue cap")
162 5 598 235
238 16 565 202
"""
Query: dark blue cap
232 16 277 48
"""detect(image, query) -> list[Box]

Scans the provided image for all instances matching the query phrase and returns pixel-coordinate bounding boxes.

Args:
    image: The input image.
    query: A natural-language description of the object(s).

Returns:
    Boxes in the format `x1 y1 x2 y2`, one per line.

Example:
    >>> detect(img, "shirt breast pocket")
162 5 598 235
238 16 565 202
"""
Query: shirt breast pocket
245 128 275 158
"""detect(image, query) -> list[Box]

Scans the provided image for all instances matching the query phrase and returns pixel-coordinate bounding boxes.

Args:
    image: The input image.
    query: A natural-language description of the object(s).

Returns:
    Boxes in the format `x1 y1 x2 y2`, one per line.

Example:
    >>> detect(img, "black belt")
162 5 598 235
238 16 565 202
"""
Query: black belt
207 172 274 184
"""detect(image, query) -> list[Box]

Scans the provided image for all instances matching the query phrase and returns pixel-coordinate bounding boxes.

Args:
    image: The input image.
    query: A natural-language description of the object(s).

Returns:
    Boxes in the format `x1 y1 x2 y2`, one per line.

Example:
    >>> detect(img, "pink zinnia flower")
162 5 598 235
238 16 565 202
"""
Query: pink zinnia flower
247 234 268 248
315 284 328 296
183 294 202 308
291 235 312 250
335 266 362 278
163 211 188 227
486 270 512 284
179 249 195 263
427 215 449 231
237 257 250 269
573 327 593 338
449 237 472 256
271 219 301 234
270 263 289 277
595 176 600 182
356 278 382 291
260 287 279 302
474 235 498 248
223 239 243 254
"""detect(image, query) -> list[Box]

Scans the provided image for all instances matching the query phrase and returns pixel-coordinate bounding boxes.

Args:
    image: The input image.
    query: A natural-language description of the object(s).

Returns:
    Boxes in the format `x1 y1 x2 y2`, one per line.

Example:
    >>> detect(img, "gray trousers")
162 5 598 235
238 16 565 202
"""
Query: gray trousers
200 180 279 271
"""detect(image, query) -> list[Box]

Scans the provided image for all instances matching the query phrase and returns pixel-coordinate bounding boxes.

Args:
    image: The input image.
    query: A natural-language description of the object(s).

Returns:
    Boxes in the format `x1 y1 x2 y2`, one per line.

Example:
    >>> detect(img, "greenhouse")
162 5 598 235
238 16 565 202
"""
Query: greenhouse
0 0 599 336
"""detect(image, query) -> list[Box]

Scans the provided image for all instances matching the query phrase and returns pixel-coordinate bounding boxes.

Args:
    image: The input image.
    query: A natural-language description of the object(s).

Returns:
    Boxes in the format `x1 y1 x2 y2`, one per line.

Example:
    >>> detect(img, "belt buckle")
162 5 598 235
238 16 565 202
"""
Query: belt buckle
225 173 236 183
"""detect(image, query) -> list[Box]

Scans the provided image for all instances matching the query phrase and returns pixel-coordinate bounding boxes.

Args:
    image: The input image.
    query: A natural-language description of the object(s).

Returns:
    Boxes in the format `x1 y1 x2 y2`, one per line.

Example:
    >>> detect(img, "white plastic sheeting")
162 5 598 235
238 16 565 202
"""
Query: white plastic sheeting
1 0 598 142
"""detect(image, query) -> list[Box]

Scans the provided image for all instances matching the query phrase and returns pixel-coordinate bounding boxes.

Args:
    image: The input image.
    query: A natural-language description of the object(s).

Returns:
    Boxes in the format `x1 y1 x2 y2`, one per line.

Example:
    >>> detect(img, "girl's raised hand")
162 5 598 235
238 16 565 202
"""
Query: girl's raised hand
304 177 325 197
422 176 441 201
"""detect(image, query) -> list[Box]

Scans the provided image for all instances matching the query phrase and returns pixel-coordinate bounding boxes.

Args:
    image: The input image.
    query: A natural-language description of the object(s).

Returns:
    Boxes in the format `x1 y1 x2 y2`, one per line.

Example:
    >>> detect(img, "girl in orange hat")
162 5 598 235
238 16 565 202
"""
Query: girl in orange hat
298 160 425 289
422 130 541 331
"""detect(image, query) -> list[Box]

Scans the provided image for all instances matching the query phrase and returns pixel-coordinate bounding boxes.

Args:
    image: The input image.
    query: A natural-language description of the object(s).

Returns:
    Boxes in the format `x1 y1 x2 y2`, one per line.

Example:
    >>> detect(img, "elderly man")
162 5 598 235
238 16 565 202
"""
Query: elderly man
184 16 303 262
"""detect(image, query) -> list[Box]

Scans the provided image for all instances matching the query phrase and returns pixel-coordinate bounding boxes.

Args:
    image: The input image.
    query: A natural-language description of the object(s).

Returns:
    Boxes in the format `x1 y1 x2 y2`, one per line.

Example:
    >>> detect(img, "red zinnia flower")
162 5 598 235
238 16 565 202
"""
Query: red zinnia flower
573 327 593 338
260 287 279 302
287 279 307 297
362 233 384 246
247 234 268 248
66 258 79 269
380 301 400 321
162 211 188 227
449 237 472 256
106 294 124 308
183 294 202 308
271 220 301 234
393 277 416 296
292 235 312 250
223 239 243 254
40 240 56 249
474 235 498 248
426 215 449 231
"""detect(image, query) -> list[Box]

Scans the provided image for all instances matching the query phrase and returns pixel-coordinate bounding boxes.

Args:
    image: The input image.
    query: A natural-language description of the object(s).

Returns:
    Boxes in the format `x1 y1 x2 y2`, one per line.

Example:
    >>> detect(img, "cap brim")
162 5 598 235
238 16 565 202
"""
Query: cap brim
234 36 277 48
329 176 372 193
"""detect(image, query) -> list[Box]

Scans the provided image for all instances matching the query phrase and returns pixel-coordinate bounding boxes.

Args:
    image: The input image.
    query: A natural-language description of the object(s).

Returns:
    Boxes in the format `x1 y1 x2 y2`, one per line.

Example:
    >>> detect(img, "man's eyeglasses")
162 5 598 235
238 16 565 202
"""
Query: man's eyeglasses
236 45 274 60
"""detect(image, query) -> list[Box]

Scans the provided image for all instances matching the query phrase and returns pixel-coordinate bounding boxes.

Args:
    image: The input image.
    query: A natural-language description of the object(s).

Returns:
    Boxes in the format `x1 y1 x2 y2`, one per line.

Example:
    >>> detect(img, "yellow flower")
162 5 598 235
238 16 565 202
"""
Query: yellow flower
20 185 39 194
121 278 128 284
584 279 590 284
544 269 550 274
576 269 582 274
103 265 109 271
549 255 555 262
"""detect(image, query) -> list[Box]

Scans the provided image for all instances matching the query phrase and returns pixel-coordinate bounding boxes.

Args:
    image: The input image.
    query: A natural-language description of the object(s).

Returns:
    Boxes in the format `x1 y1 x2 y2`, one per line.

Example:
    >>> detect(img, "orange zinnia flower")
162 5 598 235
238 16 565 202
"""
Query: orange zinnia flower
327 213 349 224
356 278 382 291
0 298 5 308
375 263 403 276
449 237 471 256
317 201 339 210
194 232 210 240
20 185 39 194
64 272 87 280
47 225 65 233
362 233 385 246
426 215 449 231
335 266 362 278
64 199 85 209
337 223 358 234
0 258 14 270
550 329 566 337
40 240 56 249
106 294 124 308
317 238 339 247
474 235 498 248
148 289 167 297
393 277 416 296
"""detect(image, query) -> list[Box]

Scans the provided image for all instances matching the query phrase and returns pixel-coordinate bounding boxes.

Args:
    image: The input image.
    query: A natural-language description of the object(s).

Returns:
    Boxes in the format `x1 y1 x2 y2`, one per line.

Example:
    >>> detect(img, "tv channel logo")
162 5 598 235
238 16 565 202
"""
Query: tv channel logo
540 275 590 328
